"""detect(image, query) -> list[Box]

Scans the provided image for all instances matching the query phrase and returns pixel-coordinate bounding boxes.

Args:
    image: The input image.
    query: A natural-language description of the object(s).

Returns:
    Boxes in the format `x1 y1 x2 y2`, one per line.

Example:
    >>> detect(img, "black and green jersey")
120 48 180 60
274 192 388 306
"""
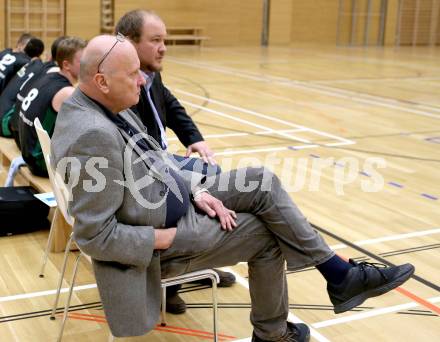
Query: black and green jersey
0 48 12 61
0 59 44 137
10 61 58 145
18 72 71 177
0 51 30 93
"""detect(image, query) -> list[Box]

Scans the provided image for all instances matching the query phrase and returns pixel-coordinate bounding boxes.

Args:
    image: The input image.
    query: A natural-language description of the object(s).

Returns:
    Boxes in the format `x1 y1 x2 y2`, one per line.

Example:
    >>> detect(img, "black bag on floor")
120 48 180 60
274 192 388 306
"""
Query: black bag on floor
0 186 50 236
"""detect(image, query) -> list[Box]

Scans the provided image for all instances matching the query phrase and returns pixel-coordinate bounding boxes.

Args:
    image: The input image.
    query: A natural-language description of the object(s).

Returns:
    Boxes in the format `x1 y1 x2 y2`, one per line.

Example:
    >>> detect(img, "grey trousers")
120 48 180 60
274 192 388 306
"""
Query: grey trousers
161 167 334 340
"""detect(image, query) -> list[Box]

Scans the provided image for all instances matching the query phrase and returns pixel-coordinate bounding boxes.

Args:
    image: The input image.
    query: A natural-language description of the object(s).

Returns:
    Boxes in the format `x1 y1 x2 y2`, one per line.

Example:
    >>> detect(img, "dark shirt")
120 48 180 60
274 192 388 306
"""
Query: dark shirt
90 95 190 227
0 51 30 93
18 72 71 177
10 61 57 145
0 48 13 65
131 72 204 148
0 58 44 136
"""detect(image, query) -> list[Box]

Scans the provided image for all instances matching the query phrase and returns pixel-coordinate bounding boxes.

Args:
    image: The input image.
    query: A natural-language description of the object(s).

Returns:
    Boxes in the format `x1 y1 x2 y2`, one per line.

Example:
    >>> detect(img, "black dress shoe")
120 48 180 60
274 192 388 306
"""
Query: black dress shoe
252 322 310 342
196 269 236 287
328 259 415 314
165 292 187 314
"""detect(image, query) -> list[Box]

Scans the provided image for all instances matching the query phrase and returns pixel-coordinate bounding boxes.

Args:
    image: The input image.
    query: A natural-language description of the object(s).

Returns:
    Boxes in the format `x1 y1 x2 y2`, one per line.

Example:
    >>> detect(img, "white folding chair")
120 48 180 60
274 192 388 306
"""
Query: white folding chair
34 117 73 279
161 270 220 335
58 262 220 341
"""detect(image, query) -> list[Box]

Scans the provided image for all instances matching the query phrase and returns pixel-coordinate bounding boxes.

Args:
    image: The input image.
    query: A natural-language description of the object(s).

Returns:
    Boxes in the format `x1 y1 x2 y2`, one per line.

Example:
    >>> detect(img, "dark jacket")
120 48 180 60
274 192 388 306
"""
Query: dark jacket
132 72 203 148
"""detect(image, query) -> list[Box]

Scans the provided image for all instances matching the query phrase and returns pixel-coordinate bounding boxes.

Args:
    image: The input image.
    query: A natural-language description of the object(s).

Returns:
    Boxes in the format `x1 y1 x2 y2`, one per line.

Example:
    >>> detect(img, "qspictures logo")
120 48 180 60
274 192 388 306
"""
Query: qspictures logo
53 132 387 209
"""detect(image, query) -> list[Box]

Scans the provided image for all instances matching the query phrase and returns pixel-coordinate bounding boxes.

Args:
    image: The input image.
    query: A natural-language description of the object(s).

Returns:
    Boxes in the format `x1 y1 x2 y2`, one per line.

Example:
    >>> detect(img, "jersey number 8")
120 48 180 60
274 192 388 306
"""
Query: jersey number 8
22 88 39 111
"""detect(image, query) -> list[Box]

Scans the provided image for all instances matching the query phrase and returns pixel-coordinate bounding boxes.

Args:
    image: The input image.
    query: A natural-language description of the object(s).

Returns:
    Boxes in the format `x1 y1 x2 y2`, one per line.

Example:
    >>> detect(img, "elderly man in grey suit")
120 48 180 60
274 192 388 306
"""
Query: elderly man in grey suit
51 35 414 341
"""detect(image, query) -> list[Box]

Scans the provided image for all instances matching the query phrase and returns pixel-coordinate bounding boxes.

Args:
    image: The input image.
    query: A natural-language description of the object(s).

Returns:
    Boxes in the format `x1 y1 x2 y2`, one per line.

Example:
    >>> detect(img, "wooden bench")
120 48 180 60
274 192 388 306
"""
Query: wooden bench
0 137 71 252
166 27 210 46
0 137 21 169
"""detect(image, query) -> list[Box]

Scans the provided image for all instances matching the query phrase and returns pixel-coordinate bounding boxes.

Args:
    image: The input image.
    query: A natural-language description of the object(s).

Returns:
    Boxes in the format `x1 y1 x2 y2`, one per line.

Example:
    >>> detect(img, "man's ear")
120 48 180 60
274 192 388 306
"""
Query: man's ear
61 59 70 72
94 73 110 94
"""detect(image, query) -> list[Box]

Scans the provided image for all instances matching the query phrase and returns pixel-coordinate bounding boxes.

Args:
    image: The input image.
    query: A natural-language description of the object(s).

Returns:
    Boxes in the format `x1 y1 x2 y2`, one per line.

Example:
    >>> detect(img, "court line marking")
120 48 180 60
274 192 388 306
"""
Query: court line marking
222 267 331 342
1 230 437 304
215 145 322 156
170 127 327 154
66 313 237 340
180 99 312 143
175 88 355 146
173 89 355 156
329 227 440 251
396 287 440 315
305 152 438 203
238 227 440 264
229 250 439 338
168 128 306 141
0 284 97 303
311 296 440 329
167 58 440 119
315 76 440 84
314 223 440 310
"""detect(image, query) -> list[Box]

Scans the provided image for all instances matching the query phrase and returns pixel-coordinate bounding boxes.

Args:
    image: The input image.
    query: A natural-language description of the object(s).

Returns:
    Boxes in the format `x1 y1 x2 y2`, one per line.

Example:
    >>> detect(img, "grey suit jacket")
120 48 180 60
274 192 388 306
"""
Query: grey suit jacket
51 88 206 337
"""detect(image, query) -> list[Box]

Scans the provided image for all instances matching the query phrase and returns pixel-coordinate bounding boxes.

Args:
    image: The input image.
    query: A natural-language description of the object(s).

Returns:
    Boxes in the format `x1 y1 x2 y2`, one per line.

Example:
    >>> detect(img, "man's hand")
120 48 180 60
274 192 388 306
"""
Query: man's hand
154 228 177 249
193 192 237 231
186 141 216 165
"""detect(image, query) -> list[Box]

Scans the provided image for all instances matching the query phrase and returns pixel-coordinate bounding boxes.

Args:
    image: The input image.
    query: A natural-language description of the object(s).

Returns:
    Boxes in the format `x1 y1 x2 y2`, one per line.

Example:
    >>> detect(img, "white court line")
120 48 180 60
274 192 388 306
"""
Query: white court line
168 58 440 119
312 296 440 329
7 229 437 304
175 88 355 147
225 227 440 337
180 99 312 144
298 82 440 118
223 267 331 342
238 227 440 265
215 146 289 156
214 145 320 157
0 284 97 303
315 76 440 84
168 128 307 141
329 227 440 251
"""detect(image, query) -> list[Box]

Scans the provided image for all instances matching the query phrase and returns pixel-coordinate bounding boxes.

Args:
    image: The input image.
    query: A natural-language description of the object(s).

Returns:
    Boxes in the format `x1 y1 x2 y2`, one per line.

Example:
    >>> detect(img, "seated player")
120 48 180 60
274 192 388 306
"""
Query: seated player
6 36 67 142
0 33 34 93
0 38 45 136
17 37 85 177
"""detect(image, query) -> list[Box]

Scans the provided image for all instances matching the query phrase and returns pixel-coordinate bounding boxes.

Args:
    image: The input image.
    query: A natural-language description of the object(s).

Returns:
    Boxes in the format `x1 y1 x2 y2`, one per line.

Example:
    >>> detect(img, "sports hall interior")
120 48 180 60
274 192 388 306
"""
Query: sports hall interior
0 0 439 341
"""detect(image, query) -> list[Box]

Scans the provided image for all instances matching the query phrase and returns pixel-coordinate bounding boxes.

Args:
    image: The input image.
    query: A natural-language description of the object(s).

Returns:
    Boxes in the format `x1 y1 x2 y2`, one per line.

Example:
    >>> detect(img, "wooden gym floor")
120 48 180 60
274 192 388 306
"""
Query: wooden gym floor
0 44 439 341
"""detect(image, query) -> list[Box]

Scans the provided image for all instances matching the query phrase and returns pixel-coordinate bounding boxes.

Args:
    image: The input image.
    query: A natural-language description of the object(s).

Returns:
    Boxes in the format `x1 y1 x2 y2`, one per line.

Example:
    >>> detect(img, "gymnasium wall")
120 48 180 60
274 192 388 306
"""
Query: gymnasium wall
289 0 340 45
0 0 100 55
65 0 100 41
269 0 292 44
1 0 439 50
385 0 400 45
269 0 398 46
396 0 440 45
0 0 4 49
114 0 263 46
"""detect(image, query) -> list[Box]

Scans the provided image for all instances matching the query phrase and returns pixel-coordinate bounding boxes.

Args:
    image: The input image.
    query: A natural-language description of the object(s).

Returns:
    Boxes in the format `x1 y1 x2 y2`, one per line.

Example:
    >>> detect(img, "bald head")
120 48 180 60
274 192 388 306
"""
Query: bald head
80 35 136 82
79 34 145 113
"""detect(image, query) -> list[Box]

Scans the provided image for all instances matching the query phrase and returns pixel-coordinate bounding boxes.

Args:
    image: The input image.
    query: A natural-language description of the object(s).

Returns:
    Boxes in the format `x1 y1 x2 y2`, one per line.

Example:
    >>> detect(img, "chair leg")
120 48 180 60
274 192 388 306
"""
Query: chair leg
56 252 83 342
160 286 167 326
50 232 74 320
211 276 218 342
39 219 57 278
